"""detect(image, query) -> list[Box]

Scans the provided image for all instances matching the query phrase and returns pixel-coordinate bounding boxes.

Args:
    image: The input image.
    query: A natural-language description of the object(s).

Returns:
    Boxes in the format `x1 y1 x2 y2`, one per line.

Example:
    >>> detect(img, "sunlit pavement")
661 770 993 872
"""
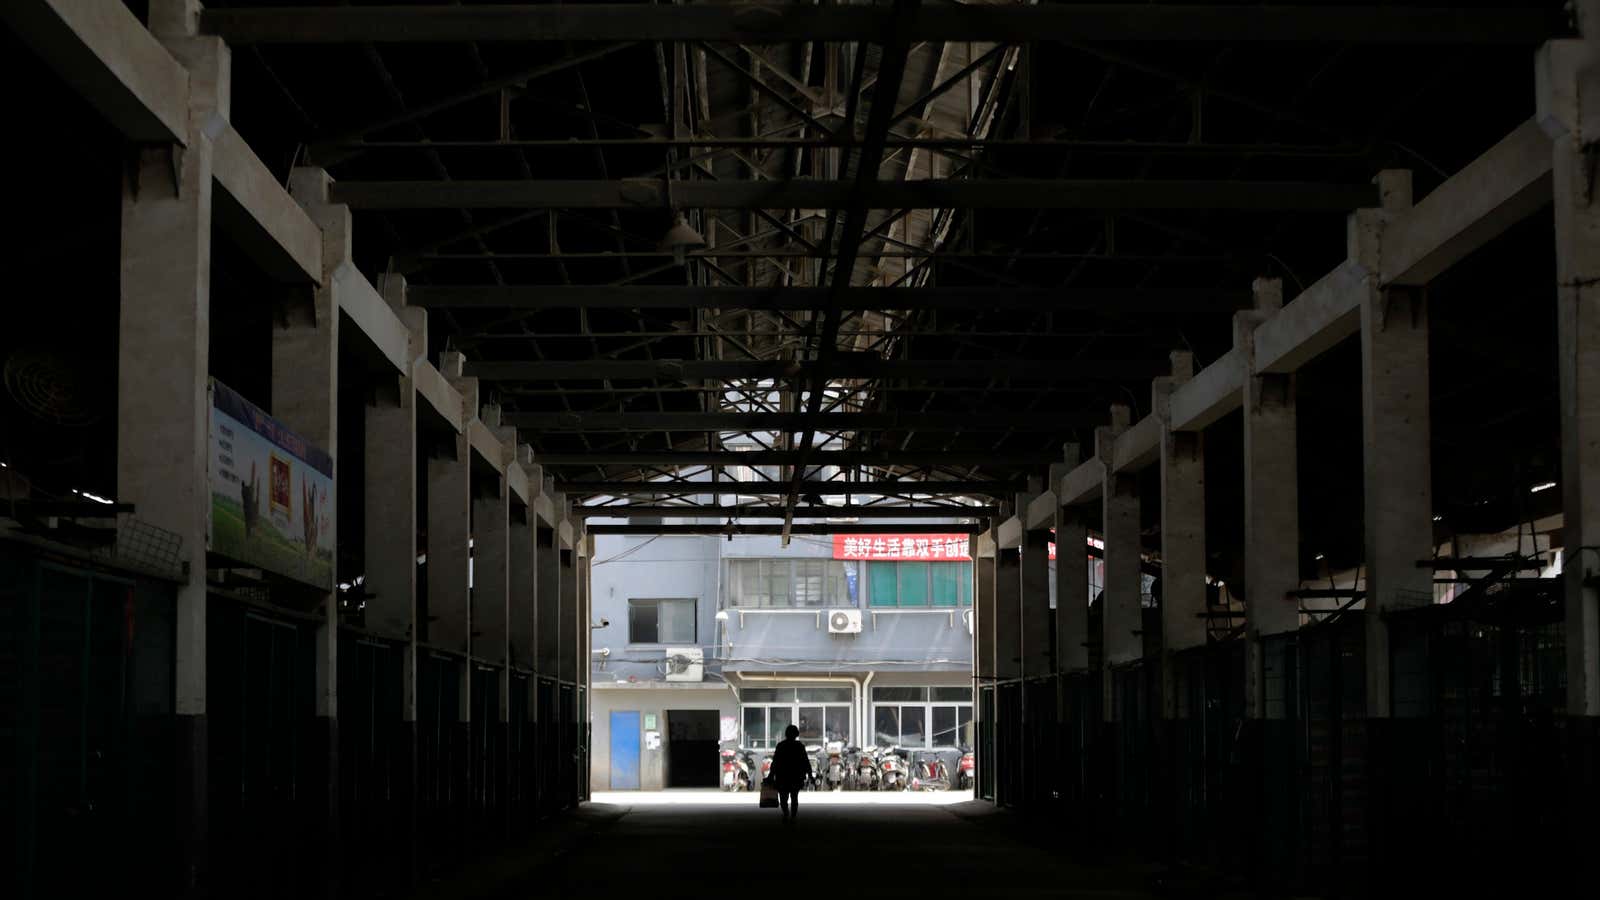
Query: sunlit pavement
591 788 976 806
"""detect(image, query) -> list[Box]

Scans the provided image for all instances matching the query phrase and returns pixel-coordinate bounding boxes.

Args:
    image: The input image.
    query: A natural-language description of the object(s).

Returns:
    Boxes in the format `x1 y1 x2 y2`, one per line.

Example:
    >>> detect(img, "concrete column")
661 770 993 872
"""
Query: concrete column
1350 173 1436 718
1053 449 1090 675
1021 522 1053 679
994 543 1023 682
509 460 538 672
365 274 422 688
1100 406 1142 720
116 5 221 887
1541 38 1600 716
471 470 511 670
278 164 344 884
973 533 996 684
559 502 577 684
427 353 474 657
1158 353 1206 718
1240 278 1300 720
536 489 560 677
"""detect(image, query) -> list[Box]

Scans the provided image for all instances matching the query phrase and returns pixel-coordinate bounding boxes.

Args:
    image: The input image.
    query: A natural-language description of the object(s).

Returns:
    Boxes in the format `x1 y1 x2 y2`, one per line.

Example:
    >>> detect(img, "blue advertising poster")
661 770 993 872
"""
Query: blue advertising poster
207 379 335 588
843 561 859 605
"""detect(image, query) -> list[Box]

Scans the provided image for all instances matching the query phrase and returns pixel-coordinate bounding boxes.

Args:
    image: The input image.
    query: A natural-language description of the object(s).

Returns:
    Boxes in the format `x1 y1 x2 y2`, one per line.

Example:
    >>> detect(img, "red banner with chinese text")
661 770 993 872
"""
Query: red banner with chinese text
832 534 972 561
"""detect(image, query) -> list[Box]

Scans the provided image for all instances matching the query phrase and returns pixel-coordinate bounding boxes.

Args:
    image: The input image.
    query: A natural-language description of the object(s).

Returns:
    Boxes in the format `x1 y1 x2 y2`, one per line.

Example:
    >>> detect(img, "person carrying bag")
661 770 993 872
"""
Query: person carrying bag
765 724 812 821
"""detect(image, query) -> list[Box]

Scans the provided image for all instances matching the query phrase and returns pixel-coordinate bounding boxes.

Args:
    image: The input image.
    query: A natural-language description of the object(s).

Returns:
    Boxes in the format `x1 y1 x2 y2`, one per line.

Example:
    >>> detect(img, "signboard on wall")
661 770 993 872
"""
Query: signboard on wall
832 534 972 561
207 378 335 588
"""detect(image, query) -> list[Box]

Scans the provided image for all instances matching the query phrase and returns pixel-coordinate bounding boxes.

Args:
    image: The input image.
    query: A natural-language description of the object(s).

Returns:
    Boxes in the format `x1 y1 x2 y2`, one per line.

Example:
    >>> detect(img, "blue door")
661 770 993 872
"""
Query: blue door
609 711 641 790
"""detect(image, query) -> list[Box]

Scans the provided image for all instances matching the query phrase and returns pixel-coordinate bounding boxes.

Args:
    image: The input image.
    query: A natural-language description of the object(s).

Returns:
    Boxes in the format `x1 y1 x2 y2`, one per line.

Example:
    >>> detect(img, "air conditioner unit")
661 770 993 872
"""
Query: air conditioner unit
828 608 862 634
664 648 704 682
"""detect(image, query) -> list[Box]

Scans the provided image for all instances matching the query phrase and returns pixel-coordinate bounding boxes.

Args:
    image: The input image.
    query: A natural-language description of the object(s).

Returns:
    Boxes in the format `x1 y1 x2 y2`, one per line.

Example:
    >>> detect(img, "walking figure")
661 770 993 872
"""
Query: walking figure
769 724 812 822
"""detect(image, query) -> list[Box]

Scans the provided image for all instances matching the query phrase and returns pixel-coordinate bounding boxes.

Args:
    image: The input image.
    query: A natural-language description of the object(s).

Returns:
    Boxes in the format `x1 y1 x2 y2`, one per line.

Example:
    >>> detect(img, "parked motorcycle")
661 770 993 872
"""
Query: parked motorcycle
804 744 825 790
720 744 753 792
878 746 909 791
956 748 975 791
849 746 880 791
909 750 951 791
821 739 848 791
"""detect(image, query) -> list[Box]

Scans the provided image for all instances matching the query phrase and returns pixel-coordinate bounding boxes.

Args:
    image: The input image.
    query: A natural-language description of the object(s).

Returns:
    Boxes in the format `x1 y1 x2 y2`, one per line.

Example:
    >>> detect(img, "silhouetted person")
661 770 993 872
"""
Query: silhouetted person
769 724 811 821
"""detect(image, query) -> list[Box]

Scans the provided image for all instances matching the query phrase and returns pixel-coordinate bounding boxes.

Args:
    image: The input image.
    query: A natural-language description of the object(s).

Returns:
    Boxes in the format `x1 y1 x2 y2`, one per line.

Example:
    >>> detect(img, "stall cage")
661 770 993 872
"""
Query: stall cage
2 548 178 900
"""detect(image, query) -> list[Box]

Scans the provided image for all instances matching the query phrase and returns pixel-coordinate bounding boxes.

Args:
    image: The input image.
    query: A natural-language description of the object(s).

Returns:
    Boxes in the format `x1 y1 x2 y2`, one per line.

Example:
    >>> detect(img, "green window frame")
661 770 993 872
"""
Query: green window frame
867 561 973 607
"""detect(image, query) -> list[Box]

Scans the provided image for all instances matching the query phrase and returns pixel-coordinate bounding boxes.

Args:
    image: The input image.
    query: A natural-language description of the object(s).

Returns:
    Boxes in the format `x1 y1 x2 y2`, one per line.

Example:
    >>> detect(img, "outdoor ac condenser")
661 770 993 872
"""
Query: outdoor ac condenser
827 609 863 634
664 648 704 682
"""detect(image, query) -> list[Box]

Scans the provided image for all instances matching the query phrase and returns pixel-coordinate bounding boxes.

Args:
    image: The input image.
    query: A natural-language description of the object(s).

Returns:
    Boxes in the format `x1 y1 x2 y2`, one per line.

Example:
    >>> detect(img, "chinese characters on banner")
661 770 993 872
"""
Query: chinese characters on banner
832 534 972 561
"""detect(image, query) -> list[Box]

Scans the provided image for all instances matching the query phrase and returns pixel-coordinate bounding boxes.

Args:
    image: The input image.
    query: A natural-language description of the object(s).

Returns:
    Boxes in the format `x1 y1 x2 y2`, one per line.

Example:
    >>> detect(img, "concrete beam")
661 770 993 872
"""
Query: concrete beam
3 0 190 143
332 263 410 373
973 530 996 560
1252 260 1367 375
1024 490 1056 532
1058 460 1103 506
202 5 1559 46
994 515 1023 550
1381 119 1554 287
468 417 506 472
413 360 465 433
1110 414 1161 472
1168 348 1244 432
212 125 323 283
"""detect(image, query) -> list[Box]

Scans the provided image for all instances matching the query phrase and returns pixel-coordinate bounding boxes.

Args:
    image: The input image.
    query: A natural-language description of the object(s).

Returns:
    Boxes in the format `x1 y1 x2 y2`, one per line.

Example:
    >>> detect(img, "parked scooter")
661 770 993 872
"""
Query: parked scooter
848 746 880 791
821 739 849 790
909 750 950 791
878 746 909 791
720 744 753 792
804 744 825 790
956 747 975 791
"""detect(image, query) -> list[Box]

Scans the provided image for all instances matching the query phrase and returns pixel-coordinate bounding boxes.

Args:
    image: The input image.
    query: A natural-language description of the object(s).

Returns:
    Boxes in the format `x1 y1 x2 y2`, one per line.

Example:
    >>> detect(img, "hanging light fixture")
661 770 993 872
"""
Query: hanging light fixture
661 212 706 265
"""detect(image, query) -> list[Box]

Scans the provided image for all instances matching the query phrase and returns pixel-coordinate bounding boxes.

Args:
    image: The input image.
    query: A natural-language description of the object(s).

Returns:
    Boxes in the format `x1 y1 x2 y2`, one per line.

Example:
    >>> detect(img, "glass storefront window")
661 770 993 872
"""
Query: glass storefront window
797 706 824 741
874 706 900 746
743 707 766 747
901 706 926 747
825 707 850 742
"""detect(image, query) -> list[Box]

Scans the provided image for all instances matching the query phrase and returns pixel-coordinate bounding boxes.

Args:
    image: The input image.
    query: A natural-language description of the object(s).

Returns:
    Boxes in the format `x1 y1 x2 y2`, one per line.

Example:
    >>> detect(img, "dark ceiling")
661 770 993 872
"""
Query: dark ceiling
2 1 1574 580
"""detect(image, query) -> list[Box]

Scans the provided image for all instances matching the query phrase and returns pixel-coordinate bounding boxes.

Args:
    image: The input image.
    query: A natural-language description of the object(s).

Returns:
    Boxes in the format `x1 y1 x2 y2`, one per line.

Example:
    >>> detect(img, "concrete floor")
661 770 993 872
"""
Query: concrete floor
417 793 1166 900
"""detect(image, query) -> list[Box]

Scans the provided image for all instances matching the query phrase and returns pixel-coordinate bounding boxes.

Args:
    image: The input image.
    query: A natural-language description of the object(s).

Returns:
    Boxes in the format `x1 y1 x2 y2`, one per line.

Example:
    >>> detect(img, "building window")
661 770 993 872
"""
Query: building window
871 686 973 748
867 561 973 607
739 686 852 748
727 559 854 608
628 598 696 644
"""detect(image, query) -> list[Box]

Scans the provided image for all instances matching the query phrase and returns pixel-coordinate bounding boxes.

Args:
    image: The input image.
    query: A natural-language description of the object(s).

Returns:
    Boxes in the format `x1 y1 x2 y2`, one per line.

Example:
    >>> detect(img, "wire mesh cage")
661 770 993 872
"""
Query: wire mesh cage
111 517 184 580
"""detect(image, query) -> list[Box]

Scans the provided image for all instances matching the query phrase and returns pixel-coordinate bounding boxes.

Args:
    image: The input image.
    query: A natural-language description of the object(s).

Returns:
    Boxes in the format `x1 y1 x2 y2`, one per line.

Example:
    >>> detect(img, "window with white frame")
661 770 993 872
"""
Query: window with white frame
628 598 696 644
727 558 854 608
871 686 973 748
739 686 852 748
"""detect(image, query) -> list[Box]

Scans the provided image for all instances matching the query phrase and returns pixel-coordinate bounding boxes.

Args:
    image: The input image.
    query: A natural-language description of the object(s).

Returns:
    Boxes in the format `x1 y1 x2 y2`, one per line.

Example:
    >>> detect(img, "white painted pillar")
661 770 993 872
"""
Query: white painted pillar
1540 37 1600 716
1240 278 1300 720
1099 405 1142 720
1158 352 1206 718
